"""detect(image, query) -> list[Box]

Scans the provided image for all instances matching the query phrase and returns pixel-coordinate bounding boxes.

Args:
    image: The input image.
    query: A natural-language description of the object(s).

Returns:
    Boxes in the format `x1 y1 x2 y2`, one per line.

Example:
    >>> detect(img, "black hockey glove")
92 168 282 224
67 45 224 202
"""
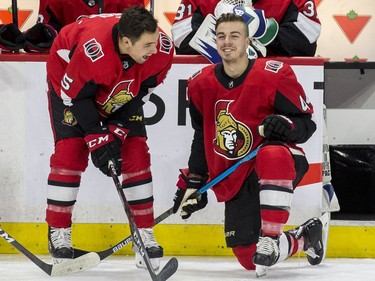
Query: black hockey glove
173 168 209 219
84 121 128 176
258 114 295 142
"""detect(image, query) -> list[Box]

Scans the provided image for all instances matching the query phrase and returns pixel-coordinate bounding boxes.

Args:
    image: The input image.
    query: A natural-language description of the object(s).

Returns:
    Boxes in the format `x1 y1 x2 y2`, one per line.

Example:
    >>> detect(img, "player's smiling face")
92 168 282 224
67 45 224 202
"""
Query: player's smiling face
216 21 249 62
124 31 159 64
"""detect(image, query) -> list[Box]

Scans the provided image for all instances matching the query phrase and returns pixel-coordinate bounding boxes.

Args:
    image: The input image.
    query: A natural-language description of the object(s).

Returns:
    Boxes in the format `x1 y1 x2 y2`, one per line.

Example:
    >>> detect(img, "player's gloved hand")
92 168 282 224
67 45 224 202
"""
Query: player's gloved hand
84 121 128 176
258 114 295 142
173 168 209 219
106 120 129 142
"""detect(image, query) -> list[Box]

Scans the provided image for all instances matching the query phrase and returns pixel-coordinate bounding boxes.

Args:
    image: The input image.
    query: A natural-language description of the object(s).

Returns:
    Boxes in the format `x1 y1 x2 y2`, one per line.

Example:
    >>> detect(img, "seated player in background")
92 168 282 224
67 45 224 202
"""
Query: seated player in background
37 0 145 33
171 0 320 57
0 0 146 53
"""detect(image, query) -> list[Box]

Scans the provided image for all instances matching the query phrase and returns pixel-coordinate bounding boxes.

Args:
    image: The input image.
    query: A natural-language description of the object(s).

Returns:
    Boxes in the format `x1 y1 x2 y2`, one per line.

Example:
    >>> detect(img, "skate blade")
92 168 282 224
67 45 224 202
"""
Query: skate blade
135 257 160 271
255 265 268 278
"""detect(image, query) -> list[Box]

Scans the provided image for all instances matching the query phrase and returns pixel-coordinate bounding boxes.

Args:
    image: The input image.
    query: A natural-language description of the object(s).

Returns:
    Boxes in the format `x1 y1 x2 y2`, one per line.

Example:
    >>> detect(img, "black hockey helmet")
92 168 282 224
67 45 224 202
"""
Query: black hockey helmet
24 23 57 53
0 23 25 52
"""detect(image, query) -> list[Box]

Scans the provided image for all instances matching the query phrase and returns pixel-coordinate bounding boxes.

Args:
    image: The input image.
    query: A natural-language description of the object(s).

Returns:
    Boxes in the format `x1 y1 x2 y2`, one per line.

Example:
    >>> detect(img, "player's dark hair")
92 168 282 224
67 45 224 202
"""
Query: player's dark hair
215 13 249 37
118 6 158 43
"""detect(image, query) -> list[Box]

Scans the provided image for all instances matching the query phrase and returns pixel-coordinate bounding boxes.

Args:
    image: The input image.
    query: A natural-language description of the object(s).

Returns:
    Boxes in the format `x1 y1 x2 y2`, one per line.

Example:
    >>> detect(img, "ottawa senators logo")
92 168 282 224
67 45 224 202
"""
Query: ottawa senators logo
265 60 283 73
83 38 104 62
62 108 77 126
159 32 173 54
213 100 252 159
102 80 134 114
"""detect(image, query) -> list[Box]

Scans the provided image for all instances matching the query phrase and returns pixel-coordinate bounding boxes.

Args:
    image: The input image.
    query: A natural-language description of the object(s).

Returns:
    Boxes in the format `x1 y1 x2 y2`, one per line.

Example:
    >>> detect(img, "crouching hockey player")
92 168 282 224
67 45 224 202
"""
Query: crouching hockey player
172 12 324 278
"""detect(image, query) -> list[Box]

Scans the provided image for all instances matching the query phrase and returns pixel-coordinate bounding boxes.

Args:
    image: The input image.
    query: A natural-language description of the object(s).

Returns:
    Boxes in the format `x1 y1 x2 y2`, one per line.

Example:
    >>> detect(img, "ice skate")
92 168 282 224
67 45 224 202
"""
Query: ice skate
252 236 280 278
287 217 324 265
133 228 163 271
48 226 74 264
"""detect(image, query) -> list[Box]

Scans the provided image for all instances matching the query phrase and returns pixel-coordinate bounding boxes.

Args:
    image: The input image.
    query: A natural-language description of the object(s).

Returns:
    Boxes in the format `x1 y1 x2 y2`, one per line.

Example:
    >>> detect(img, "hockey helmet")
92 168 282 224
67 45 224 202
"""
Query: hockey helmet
24 23 57 53
0 23 25 52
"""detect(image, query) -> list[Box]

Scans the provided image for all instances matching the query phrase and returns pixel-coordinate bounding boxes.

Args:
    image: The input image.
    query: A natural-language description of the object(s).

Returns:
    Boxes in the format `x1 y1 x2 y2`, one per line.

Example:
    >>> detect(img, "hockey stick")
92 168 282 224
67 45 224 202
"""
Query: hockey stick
108 160 178 281
74 146 260 259
11 0 18 27
73 208 172 260
150 0 155 15
0 227 100 276
98 0 104 14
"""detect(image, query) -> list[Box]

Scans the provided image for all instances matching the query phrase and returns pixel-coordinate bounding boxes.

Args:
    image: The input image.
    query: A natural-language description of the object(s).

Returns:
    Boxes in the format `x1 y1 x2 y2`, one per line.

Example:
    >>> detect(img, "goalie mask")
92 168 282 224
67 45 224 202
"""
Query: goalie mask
233 6 278 45
0 23 25 52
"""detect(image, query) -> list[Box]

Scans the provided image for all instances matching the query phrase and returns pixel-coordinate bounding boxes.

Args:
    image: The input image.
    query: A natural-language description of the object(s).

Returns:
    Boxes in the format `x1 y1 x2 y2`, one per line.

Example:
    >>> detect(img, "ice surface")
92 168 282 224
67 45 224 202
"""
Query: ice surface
0 255 374 281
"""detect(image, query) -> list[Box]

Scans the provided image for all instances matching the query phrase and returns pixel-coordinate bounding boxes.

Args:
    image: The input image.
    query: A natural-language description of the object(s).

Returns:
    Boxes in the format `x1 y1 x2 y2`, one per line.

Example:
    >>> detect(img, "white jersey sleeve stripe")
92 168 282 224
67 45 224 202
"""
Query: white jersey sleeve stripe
294 12 321 43
171 17 193 48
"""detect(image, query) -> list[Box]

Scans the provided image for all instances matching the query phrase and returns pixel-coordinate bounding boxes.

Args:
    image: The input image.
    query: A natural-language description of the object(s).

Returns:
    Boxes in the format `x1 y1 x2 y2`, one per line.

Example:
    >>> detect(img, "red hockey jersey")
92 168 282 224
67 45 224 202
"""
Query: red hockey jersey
187 59 315 202
172 0 321 56
47 14 174 126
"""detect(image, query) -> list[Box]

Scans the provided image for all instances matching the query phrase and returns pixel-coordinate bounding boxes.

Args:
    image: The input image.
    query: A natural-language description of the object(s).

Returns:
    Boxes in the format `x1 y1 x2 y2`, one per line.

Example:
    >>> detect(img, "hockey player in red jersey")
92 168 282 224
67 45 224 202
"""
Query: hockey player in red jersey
171 0 320 57
172 13 323 277
46 6 174 271
21 0 145 53
38 0 145 33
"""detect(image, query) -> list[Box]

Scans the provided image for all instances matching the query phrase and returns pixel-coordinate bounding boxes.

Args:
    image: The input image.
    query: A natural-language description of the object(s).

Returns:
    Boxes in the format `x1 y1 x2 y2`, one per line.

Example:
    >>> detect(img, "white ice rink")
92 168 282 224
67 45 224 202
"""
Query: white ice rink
0 255 374 281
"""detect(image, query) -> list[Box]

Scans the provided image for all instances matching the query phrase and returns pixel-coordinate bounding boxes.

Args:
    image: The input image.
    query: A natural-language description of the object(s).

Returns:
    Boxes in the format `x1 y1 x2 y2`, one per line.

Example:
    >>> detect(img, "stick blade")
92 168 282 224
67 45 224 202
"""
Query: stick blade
155 257 178 281
50 252 100 277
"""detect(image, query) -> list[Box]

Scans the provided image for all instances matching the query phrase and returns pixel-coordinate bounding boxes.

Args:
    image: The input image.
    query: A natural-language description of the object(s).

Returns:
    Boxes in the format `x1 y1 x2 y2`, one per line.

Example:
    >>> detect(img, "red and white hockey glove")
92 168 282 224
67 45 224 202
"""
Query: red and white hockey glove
84 121 128 176
258 114 295 142
173 168 209 219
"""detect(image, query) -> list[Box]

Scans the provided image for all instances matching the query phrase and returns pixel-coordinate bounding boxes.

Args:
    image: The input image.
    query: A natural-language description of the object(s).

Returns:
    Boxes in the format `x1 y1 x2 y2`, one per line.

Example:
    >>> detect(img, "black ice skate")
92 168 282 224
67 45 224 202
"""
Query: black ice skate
287 217 324 265
133 228 164 271
48 226 74 264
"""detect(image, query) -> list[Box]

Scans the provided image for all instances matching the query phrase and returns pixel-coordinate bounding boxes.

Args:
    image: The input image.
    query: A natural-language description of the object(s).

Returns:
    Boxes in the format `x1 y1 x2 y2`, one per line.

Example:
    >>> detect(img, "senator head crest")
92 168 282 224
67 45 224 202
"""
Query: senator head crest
213 100 252 159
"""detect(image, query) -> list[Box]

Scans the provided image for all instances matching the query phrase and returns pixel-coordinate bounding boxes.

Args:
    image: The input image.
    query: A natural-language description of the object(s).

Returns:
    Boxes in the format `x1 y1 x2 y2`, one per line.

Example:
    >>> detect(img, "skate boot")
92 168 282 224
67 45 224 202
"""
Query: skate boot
48 226 74 264
133 228 163 271
287 217 323 265
252 236 280 278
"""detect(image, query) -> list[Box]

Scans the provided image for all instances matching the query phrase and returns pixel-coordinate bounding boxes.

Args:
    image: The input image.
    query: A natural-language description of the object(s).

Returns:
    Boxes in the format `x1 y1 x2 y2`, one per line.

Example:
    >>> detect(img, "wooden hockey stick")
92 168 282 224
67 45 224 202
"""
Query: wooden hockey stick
98 0 104 14
150 0 155 15
0 227 100 276
11 0 18 27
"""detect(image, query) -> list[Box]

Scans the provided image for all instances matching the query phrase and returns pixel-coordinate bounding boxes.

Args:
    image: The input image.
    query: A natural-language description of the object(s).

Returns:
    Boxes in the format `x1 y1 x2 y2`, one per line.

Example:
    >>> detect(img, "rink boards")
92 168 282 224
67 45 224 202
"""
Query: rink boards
0 54 370 257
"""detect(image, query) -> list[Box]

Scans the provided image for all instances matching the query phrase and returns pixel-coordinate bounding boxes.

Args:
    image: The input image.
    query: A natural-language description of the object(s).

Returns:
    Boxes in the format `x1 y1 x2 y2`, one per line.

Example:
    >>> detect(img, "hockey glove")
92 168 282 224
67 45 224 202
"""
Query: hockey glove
258 114 294 142
173 168 209 219
84 122 128 176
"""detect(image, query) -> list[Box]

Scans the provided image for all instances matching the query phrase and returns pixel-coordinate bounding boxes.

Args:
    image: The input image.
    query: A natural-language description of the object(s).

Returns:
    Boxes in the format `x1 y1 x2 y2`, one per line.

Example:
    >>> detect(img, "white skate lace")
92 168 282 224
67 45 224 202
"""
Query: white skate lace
50 227 72 249
256 236 280 256
305 247 320 259
139 228 159 248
